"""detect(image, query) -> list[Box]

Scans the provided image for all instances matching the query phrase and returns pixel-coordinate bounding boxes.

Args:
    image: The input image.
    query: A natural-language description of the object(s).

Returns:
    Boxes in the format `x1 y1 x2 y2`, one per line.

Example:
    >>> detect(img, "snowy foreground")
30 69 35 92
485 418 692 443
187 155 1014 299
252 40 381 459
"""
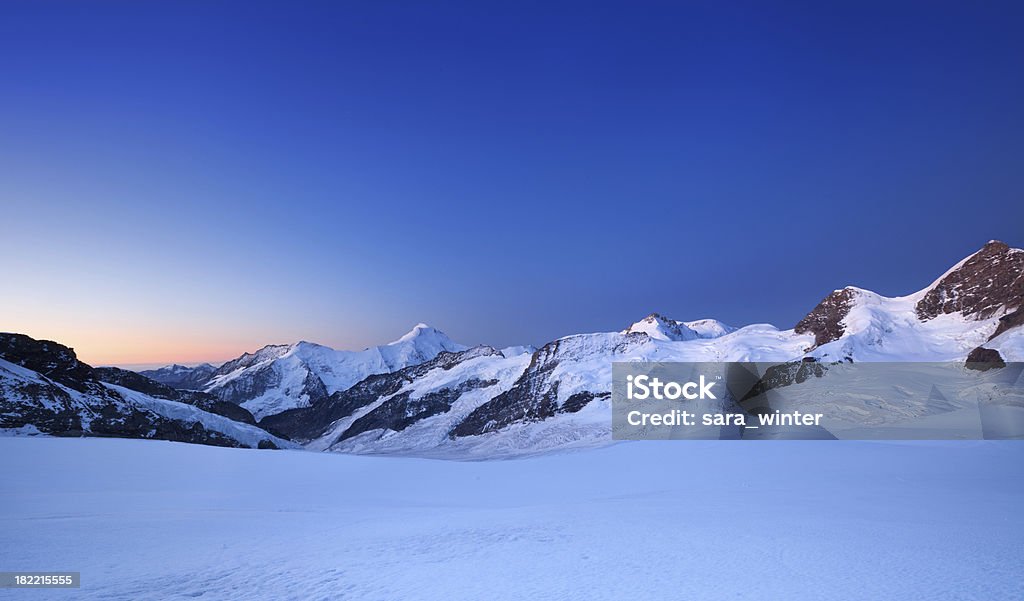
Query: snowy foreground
1 439 1022 601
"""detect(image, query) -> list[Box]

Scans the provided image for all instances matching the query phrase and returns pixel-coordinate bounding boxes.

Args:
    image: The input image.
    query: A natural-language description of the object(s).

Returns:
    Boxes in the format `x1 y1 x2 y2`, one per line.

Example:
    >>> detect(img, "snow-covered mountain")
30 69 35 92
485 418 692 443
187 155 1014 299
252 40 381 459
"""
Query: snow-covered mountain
138 363 218 390
285 241 1024 457
2 241 1022 456
0 334 290 449
796 240 1024 362
623 313 736 341
197 324 467 420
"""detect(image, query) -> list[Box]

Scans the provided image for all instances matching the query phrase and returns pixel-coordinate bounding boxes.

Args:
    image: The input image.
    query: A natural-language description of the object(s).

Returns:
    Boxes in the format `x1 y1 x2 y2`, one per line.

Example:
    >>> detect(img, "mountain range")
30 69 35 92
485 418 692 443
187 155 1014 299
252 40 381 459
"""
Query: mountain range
2 241 1022 456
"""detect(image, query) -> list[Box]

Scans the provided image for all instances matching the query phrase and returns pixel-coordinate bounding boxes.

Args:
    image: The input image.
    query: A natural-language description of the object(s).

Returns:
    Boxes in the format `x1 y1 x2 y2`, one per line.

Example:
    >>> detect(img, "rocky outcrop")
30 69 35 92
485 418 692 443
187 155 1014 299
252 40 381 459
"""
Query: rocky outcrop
735 359 831 405
450 341 565 438
916 241 1024 321
794 288 857 348
0 334 100 393
450 334 632 438
965 347 1006 371
559 390 610 414
338 378 498 442
260 370 406 441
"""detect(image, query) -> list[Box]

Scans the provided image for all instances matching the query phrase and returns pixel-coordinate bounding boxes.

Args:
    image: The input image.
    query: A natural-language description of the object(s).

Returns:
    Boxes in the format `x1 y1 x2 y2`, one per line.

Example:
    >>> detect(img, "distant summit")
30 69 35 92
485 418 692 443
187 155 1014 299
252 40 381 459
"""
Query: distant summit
139 363 218 390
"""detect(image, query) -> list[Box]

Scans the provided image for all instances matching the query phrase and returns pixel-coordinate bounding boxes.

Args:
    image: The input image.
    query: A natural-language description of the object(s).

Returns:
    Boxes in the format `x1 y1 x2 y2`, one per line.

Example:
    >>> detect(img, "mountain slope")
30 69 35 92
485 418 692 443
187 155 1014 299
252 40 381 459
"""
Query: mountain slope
138 363 218 390
0 334 289 449
94 366 258 425
196 324 466 420
798 241 1024 362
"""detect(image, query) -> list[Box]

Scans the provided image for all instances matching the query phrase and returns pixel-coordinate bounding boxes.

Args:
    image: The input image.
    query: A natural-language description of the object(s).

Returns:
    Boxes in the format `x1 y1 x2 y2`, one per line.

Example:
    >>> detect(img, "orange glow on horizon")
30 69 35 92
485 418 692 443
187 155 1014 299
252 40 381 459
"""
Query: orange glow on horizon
3 324 312 368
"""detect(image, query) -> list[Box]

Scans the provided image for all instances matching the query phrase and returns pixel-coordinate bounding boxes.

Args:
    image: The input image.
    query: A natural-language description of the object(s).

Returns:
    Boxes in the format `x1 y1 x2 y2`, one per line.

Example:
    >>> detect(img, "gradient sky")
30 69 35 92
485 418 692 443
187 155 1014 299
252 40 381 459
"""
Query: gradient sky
2 1 1023 366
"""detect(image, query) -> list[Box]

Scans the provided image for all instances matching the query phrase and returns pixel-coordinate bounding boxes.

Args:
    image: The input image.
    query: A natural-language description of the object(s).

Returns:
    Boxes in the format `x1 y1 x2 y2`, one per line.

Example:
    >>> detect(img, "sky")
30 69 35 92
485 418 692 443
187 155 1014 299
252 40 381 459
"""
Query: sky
2 1 1023 366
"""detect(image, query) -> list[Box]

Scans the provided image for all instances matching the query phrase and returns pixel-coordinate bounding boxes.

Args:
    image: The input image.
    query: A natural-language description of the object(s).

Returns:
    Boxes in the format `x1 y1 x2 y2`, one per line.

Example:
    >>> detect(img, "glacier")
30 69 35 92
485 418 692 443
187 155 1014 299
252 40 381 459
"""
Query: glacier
0 437 1021 600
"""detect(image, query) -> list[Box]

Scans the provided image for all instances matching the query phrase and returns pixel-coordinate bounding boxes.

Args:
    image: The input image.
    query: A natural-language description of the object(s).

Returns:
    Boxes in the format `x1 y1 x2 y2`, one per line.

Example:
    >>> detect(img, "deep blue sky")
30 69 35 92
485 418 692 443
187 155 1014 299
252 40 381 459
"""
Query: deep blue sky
2 1 1023 364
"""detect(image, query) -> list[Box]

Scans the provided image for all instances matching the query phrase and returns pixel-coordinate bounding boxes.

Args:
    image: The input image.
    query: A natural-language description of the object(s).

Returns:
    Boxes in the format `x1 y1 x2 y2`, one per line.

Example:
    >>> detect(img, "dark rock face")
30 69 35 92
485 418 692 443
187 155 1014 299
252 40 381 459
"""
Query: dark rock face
916 241 1024 322
451 341 564 438
795 288 857 348
0 333 271 448
207 357 330 409
450 335 627 439
736 361 831 404
559 391 610 414
95 367 257 425
96 366 194 400
261 371 406 441
965 347 1006 371
338 378 498 442
0 333 100 393
0 376 87 435
260 346 503 442
138 363 217 390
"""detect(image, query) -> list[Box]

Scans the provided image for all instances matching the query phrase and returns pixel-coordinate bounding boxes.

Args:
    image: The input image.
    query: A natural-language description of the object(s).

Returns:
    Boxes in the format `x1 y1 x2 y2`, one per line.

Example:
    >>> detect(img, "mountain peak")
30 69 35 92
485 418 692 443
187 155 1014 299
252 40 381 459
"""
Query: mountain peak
625 313 698 341
391 323 443 344
0 332 94 391
794 287 860 348
916 240 1024 321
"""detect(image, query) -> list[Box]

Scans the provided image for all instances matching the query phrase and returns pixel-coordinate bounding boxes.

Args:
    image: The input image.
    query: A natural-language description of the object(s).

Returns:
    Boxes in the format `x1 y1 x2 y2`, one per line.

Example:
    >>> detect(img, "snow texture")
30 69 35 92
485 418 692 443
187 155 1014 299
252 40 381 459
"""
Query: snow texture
0 437 1021 600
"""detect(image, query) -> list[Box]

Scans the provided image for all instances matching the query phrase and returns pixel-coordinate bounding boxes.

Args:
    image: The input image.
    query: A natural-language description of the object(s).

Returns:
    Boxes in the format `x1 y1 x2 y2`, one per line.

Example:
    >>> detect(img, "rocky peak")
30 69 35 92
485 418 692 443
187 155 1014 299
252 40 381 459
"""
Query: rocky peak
916 240 1024 321
0 333 96 392
794 287 858 348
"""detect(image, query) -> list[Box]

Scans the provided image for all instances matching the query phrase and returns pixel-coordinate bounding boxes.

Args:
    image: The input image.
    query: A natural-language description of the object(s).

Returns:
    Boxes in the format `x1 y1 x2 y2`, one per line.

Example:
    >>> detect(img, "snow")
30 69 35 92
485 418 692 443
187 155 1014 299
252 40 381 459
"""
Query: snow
988 326 1024 361
311 293 1020 456
499 345 535 357
681 318 736 338
0 357 46 384
809 288 1003 362
0 424 43 436
102 384 295 449
0 357 88 414
317 351 539 456
1 437 1021 600
202 324 467 419
376 324 469 370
